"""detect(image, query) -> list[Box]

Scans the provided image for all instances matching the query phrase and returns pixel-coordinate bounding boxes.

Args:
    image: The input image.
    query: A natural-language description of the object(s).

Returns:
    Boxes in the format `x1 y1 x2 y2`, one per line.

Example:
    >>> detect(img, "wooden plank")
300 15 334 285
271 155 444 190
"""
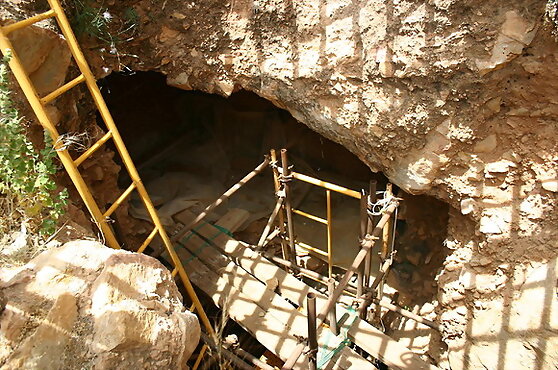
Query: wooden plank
172 214 281 304
347 318 438 370
174 212 373 367
180 232 333 344
184 241 307 332
181 245 302 358
173 208 197 225
193 223 436 369
195 223 352 314
177 243 373 369
194 221 323 308
215 208 250 232
179 233 280 311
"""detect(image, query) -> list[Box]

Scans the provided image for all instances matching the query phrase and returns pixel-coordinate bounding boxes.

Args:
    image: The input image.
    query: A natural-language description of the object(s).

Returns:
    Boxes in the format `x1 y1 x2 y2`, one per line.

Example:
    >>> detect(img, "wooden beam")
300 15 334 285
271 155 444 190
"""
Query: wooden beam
346 318 438 370
192 222 437 370
176 236 373 369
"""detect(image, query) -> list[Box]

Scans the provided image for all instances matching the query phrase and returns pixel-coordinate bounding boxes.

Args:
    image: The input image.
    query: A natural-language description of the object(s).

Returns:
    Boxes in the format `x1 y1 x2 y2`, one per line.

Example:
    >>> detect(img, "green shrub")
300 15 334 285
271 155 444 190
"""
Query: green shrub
0 54 68 237
65 0 139 44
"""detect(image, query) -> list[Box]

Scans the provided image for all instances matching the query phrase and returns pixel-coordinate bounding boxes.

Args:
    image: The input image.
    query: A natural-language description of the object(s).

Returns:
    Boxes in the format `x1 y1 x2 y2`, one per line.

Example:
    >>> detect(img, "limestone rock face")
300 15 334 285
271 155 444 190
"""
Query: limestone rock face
0 240 200 369
7 25 71 97
92 0 557 247
439 252 558 370
90 3 556 367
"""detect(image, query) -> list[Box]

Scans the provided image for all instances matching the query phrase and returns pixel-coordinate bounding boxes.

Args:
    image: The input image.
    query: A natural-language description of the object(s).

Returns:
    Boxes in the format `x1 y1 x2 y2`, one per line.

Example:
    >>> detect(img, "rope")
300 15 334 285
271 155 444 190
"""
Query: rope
279 174 293 184
316 306 359 369
211 223 234 237
367 190 395 216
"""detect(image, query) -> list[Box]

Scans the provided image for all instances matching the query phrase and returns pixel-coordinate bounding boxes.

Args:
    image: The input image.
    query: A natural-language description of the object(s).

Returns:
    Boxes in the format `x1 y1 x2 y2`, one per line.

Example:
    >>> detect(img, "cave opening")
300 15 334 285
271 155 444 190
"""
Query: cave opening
97 70 449 350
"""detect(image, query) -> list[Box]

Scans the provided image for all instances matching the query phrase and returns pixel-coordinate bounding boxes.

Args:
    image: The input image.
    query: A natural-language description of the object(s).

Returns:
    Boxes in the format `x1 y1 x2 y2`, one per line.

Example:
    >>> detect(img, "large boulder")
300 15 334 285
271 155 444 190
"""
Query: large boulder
0 240 200 369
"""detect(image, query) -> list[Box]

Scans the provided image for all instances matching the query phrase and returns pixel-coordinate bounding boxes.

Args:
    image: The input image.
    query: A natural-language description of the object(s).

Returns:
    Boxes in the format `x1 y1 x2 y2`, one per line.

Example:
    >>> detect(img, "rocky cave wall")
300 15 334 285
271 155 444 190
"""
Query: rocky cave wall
1 0 557 369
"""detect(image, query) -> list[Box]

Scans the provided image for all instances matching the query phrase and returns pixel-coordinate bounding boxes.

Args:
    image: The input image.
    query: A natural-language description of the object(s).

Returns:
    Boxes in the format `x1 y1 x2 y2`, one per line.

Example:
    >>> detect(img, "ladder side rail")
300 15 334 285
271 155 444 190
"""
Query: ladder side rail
46 0 216 339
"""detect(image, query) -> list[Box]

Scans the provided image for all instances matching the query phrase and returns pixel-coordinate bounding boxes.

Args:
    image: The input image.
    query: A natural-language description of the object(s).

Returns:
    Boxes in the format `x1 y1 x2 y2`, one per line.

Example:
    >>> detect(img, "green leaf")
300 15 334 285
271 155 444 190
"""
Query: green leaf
0 58 67 236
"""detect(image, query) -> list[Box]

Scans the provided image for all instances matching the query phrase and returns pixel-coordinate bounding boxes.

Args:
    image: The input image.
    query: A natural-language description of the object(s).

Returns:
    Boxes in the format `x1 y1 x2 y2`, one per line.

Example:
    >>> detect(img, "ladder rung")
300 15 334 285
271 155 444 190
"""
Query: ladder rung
103 182 136 219
293 208 328 225
40 74 85 104
289 239 329 257
74 131 112 166
1 9 57 34
137 227 159 254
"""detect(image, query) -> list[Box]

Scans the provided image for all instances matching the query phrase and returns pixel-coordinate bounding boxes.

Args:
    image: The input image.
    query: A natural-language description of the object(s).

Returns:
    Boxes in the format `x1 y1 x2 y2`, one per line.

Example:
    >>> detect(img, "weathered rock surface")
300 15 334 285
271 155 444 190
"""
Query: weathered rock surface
4 24 71 97
439 247 558 369
0 240 200 369
111 2 555 368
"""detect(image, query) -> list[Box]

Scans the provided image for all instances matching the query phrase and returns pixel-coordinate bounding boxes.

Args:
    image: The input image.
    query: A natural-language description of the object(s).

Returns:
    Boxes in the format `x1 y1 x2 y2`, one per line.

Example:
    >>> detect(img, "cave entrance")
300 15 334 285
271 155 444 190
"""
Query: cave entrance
100 71 449 303
98 71 449 358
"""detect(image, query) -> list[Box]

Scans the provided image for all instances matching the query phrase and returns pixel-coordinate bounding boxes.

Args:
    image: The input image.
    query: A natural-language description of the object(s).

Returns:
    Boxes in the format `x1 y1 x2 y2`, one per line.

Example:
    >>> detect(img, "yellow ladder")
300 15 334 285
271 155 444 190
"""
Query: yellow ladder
0 0 215 355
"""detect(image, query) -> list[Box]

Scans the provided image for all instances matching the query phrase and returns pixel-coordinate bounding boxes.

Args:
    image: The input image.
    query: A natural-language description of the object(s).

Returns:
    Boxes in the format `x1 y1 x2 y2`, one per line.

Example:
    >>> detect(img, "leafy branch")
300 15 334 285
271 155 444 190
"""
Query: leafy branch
0 53 68 237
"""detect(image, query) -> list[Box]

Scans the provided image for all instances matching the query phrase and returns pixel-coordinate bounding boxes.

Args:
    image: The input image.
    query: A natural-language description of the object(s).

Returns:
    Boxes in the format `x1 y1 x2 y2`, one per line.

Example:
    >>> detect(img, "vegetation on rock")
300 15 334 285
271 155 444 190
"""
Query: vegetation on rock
0 53 67 237
66 0 139 45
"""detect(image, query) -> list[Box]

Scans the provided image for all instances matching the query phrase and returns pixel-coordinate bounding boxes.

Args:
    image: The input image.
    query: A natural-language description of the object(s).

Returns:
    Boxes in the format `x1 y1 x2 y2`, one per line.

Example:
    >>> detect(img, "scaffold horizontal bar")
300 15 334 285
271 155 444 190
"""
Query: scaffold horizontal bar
278 167 361 199
292 208 328 225
296 241 329 257
292 172 361 199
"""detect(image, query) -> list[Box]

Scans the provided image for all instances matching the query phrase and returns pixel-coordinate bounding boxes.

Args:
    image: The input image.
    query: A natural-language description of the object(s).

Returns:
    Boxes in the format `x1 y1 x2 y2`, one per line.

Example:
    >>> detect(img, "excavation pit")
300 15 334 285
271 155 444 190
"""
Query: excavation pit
98 71 449 306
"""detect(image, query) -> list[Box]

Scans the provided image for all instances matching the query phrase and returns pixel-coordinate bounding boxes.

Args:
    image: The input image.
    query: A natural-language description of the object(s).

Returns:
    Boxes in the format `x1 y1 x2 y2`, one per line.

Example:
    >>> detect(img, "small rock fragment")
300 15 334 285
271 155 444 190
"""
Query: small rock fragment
485 160 515 174
542 179 557 192
474 134 497 153
460 198 476 215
